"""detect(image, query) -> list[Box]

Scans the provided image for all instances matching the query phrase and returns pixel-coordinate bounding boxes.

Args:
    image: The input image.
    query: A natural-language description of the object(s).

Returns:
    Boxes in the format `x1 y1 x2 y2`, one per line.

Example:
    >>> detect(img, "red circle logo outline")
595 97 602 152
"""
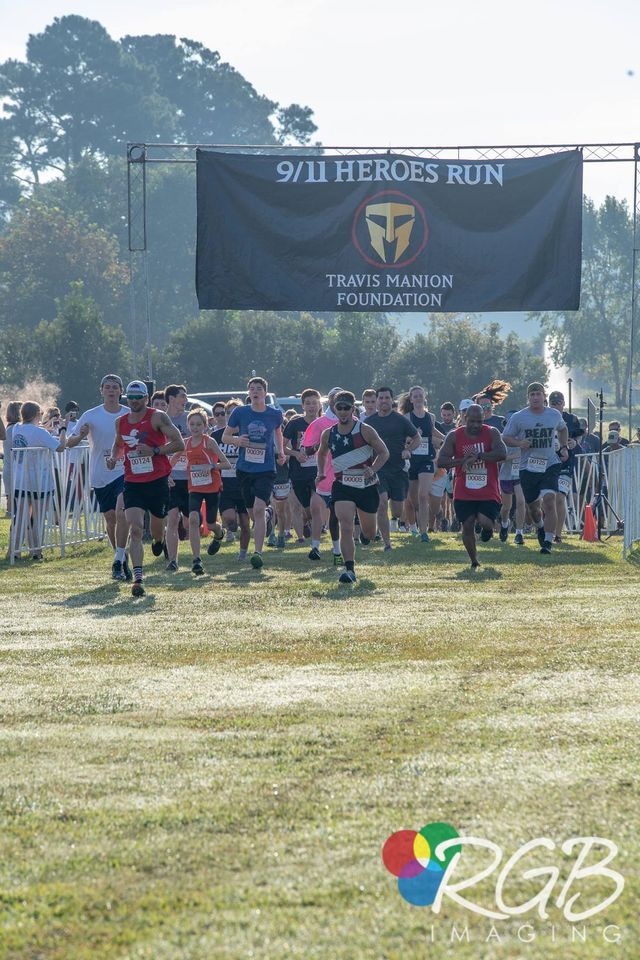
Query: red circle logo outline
351 189 429 269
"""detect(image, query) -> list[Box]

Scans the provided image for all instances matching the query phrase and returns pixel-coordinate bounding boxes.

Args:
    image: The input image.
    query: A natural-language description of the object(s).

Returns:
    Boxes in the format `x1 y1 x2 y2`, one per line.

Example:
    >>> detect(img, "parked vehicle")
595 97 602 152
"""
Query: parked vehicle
188 390 278 408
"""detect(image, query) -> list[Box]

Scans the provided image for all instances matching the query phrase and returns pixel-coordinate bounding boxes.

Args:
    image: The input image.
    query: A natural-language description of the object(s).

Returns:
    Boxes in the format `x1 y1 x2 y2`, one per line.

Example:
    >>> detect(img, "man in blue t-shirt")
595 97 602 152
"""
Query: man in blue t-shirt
222 377 284 568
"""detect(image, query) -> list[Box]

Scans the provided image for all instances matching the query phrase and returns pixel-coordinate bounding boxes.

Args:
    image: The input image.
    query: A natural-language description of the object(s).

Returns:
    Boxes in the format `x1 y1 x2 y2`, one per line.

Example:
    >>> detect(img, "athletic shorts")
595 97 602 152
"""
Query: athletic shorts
331 479 380 515
291 470 318 509
219 490 248 515
453 498 501 524
168 478 189 515
519 463 562 504
236 469 276 509
316 492 333 509
188 490 219 524
377 468 409 502
93 475 124 514
499 478 520 495
557 471 572 498
409 458 435 481
430 472 448 498
123 476 170 518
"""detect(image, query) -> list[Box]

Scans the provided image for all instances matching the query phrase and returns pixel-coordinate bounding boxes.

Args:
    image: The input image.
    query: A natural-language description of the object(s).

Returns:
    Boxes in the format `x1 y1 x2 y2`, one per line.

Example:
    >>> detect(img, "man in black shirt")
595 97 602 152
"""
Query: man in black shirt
365 387 420 549
548 390 585 541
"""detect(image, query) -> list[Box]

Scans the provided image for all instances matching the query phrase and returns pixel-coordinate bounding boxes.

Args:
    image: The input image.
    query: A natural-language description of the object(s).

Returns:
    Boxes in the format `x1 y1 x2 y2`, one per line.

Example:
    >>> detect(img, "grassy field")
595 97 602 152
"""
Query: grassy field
1 518 638 960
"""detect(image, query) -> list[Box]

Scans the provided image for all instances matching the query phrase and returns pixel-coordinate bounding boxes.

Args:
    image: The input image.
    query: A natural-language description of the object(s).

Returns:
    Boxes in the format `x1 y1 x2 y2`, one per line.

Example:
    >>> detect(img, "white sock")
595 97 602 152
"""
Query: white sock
332 540 341 554
537 518 544 528
115 547 126 562
501 519 509 528
516 529 523 536
544 531 553 542
312 539 320 549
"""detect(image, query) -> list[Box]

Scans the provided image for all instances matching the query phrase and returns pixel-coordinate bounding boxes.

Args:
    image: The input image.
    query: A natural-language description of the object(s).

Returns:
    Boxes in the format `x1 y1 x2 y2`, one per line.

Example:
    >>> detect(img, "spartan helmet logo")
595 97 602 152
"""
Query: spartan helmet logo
365 201 416 264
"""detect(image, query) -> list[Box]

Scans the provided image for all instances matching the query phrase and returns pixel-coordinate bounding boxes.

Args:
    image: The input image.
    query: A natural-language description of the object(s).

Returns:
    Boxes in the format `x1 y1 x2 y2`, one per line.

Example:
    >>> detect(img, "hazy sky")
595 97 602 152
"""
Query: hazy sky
2 0 639 202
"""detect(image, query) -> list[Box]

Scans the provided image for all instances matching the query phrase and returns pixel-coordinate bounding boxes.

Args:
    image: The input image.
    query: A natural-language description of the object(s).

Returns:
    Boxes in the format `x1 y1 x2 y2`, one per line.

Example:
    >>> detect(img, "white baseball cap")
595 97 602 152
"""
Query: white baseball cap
459 398 474 412
125 380 148 396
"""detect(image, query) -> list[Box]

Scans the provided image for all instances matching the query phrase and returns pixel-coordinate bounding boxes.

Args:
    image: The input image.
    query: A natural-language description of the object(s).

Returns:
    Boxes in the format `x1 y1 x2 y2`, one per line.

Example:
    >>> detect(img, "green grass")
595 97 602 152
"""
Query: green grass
0 518 638 959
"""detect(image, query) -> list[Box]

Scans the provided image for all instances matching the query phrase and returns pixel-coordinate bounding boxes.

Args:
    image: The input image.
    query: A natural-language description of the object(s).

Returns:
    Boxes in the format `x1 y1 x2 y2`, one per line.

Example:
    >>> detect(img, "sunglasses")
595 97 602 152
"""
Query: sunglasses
127 394 146 401
335 403 353 411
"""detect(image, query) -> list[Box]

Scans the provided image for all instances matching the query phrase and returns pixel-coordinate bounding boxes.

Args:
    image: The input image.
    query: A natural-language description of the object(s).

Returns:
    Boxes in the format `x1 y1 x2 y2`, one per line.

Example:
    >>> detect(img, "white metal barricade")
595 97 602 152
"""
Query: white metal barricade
9 446 105 563
623 445 640 557
564 450 624 535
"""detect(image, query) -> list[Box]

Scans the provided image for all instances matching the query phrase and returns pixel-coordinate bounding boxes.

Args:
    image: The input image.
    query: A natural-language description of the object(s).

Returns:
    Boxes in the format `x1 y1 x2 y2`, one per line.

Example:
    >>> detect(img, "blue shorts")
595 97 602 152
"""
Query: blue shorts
93 475 124 514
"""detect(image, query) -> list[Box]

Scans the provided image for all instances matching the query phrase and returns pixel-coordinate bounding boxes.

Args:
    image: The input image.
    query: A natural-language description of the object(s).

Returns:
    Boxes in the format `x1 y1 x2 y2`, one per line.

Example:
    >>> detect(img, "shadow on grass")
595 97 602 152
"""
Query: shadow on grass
315 577 377 599
454 565 503 581
384 539 616 568
46 583 157 616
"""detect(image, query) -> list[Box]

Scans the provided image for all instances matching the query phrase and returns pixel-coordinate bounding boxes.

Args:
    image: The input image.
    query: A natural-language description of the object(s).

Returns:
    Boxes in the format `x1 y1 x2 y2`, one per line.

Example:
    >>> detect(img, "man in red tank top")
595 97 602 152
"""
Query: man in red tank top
436 404 506 570
107 380 185 597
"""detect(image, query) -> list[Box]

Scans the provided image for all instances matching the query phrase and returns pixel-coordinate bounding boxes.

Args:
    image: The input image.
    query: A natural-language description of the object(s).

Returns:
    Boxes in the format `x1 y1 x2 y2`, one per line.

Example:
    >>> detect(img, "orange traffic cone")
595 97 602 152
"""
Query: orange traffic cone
582 503 598 542
201 501 210 537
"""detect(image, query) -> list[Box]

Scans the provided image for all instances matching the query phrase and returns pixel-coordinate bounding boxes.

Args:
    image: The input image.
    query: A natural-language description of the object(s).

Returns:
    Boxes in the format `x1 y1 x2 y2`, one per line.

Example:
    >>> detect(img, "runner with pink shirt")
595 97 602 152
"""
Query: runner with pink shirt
303 387 348 566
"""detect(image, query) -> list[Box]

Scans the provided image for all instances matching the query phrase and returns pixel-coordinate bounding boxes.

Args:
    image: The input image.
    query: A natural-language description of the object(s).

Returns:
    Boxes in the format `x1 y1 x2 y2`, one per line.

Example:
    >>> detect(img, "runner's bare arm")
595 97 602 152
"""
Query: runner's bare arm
436 431 474 469
206 436 232 471
222 423 249 447
275 425 286 465
315 428 331 482
431 414 445 449
65 422 90 448
361 423 390 474
557 422 570 461
139 411 185 456
476 427 507 463
108 425 125 467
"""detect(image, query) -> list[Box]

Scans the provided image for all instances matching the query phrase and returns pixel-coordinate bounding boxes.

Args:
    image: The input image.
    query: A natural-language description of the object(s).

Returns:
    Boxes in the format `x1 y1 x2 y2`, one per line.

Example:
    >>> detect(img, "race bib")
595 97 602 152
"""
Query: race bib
245 441 266 464
221 455 238 478
273 481 291 500
465 465 488 490
129 455 153 475
190 464 212 487
104 449 123 469
172 455 188 472
342 469 377 489
510 459 521 479
527 456 547 473
301 450 318 468
413 437 432 457
558 474 571 496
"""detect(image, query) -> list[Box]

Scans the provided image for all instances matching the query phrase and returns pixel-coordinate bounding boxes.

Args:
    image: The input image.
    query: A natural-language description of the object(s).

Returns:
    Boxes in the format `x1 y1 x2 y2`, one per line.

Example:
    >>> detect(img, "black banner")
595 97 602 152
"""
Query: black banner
196 149 582 312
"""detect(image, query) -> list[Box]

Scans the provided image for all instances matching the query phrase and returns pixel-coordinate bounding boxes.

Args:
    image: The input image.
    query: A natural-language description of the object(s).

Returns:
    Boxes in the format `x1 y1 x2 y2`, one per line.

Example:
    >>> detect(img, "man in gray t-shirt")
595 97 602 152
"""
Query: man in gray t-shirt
502 383 568 555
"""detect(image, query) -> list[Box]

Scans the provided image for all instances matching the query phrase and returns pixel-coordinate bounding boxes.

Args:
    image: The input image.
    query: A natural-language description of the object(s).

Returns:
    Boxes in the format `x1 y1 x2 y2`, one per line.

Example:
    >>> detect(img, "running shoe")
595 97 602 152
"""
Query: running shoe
440 518 449 532
384 544 393 552
537 526 546 547
410 525 419 536
131 580 145 598
398 522 407 533
499 526 509 542
296 538 305 545
123 555 133 582
339 570 357 584
480 528 493 542
470 561 480 572
308 547 321 560
540 542 552 555
420 532 430 543
267 532 277 547
333 552 344 566
151 539 165 557
359 534 370 546
276 534 286 549
166 559 178 572
192 558 204 575
225 530 236 543
111 559 126 581
554 536 563 544
374 532 382 542
450 520 461 532
31 553 44 562
514 532 525 546
207 535 223 556
250 552 264 569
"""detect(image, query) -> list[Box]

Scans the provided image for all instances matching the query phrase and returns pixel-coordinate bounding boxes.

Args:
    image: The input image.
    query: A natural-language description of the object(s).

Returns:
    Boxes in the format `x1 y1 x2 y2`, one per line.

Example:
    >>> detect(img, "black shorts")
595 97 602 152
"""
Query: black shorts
93 475 124 514
520 463 562 504
219 482 248 515
123 476 170 518
377 468 409 502
188 490 220 524
291 470 318 509
168 478 189 515
453 499 501 524
331 479 380 515
236 470 276 509
408 458 435 481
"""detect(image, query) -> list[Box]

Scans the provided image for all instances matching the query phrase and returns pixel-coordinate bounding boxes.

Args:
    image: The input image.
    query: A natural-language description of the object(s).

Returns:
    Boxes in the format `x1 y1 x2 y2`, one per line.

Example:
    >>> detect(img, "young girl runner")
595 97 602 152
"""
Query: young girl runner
178 409 231 574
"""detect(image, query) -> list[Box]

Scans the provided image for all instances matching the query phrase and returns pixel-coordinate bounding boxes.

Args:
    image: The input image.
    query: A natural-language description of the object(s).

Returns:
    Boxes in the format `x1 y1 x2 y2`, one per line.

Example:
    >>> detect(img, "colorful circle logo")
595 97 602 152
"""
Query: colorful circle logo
382 821 460 906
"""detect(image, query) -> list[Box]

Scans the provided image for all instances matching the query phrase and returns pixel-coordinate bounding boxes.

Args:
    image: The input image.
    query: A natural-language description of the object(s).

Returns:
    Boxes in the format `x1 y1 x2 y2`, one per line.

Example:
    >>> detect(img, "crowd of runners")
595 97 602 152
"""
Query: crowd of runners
2 372 597 592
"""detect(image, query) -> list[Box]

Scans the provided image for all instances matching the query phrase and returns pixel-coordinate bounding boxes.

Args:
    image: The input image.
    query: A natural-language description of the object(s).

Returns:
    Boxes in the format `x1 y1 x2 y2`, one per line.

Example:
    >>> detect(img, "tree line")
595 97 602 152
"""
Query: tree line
0 15 634 408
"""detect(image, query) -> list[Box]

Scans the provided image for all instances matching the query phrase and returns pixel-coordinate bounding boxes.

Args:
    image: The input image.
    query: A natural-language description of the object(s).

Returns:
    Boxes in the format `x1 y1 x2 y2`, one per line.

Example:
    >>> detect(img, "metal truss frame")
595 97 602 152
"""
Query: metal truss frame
127 141 640 432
